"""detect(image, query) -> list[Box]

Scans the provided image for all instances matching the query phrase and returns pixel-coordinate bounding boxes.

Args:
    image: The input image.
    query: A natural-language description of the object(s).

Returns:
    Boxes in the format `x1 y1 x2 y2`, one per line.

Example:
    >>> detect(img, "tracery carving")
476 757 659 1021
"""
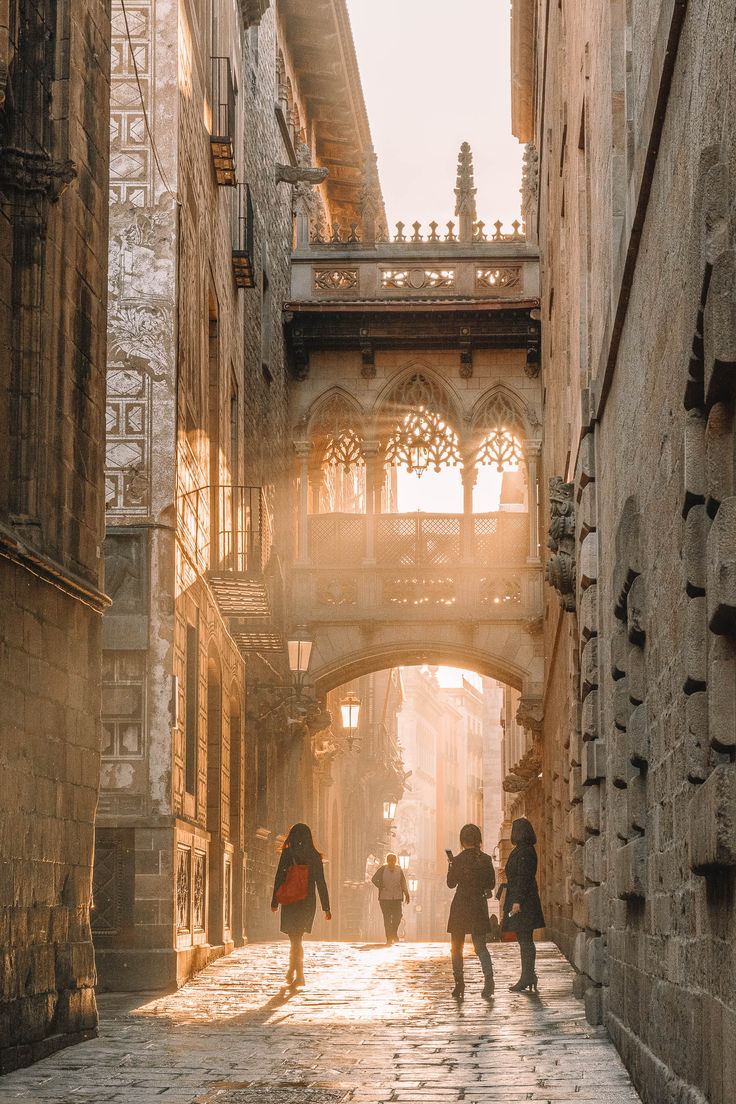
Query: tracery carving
176 847 191 932
381 268 455 290
473 391 525 471
310 395 365 469
318 578 358 606
193 851 206 930
0 149 77 200
546 476 576 611
314 269 358 292
475 267 522 290
383 374 461 473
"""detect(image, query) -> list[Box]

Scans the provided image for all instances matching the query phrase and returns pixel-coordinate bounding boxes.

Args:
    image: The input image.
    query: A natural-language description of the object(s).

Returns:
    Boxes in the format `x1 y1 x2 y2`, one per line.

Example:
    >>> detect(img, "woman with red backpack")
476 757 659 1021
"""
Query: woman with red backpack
271 823 331 988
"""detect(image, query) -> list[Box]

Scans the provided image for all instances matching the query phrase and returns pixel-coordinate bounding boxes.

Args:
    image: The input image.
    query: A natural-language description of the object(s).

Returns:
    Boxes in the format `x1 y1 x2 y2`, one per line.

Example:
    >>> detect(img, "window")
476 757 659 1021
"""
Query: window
230 375 239 485
261 249 272 374
102 653 146 758
185 621 199 796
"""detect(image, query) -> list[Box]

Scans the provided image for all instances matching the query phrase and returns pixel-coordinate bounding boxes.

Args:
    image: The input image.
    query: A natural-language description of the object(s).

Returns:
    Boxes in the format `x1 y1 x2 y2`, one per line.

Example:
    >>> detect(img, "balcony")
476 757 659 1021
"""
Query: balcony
232 183 255 288
293 511 542 622
210 57 236 186
179 485 280 651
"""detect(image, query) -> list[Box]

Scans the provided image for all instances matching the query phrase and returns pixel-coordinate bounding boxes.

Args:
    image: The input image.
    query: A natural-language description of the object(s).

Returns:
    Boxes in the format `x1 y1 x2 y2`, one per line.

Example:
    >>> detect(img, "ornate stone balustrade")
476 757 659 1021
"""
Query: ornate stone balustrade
292 511 542 623
291 236 539 303
292 562 543 621
308 218 525 246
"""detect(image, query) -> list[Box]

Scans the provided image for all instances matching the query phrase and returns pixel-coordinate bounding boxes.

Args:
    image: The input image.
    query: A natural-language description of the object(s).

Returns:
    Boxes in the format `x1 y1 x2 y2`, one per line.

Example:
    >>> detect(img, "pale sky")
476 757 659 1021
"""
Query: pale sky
346 0 523 231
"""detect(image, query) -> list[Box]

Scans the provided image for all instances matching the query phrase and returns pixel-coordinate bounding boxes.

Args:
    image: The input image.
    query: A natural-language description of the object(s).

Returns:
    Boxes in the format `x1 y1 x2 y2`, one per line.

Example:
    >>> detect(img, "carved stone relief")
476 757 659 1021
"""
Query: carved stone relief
546 477 576 610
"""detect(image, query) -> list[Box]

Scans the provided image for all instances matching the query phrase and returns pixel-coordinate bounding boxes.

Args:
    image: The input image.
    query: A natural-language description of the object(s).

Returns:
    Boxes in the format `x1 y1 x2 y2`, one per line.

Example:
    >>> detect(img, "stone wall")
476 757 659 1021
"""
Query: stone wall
0 0 111 1070
521 0 736 1101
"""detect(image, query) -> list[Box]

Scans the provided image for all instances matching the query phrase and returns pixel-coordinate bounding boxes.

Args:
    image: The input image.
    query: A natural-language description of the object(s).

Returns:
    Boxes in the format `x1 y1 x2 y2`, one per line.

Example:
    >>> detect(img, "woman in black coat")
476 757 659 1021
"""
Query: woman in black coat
271 823 331 988
502 817 545 992
446 823 496 1000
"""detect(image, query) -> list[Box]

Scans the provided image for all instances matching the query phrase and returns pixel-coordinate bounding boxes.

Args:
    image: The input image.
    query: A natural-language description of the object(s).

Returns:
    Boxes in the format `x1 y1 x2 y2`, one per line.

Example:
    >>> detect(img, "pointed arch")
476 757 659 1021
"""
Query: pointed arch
305 388 366 470
470 386 528 471
376 369 462 473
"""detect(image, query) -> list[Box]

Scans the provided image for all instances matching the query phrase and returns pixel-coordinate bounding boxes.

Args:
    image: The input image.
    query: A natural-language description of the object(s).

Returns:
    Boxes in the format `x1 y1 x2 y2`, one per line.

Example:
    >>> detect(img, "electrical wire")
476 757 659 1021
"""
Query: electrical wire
119 0 177 199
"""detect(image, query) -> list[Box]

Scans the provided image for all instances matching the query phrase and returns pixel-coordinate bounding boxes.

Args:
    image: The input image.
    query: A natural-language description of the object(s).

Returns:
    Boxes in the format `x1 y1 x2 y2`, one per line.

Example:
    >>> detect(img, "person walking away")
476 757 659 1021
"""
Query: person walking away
503 816 545 992
371 852 410 944
271 822 331 988
446 823 496 1000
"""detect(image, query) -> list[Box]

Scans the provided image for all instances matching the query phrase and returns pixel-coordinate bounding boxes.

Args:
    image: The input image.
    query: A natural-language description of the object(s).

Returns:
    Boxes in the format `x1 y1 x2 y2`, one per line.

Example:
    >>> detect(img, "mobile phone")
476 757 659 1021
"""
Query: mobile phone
445 849 454 862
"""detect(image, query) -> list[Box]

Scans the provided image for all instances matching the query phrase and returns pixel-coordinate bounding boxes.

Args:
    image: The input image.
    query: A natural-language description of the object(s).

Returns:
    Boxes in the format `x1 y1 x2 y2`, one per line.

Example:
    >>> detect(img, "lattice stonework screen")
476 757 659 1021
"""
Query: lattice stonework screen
309 514 365 562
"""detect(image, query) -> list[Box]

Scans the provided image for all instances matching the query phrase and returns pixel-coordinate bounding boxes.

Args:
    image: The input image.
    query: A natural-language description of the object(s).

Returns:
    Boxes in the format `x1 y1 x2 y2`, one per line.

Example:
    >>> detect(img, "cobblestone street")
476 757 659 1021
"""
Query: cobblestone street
2 942 641 1104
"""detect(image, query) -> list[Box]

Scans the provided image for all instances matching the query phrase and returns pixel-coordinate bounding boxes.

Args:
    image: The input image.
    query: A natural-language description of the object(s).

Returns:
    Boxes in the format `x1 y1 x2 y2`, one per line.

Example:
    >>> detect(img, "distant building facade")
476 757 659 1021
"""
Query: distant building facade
0 0 112 1070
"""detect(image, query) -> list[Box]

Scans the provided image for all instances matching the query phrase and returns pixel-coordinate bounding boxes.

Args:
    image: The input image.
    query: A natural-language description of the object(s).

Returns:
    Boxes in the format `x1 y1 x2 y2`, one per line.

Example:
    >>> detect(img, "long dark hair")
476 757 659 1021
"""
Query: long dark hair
511 817 537 846
282 822 321 857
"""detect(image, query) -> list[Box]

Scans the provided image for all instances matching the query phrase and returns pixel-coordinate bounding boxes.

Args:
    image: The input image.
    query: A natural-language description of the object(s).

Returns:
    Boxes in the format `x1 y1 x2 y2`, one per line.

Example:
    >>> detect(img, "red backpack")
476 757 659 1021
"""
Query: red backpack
275 859 309 905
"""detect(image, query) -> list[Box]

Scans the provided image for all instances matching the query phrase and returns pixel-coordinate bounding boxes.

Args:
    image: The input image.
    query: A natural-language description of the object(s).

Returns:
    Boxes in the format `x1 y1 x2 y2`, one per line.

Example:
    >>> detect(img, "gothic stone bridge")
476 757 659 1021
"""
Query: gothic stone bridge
282 209 544 704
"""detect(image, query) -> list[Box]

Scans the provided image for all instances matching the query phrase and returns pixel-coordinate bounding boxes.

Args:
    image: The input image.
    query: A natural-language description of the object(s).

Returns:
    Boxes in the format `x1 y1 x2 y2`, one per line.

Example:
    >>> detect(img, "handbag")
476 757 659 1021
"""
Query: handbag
275 859 309 906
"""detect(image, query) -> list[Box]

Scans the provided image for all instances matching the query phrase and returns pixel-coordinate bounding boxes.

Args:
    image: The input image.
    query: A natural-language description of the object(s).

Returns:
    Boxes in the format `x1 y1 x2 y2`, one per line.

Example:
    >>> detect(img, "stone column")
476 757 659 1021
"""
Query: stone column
363 441 380 564
308 467 323 513
526 443 542 564
295 441 311 565
461 465 478 562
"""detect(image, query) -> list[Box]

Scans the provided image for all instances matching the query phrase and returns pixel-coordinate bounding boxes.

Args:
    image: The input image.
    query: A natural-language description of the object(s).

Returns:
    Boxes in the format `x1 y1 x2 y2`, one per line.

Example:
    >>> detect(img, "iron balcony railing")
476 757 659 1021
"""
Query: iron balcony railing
210 56 236 186
232 182 255 288
179 484 272 575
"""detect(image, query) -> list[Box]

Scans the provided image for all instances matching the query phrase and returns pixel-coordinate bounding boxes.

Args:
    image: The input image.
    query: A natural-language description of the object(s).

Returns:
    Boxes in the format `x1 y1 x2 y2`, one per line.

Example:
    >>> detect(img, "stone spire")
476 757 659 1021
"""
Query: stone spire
360 147 382 244
454 141 477 242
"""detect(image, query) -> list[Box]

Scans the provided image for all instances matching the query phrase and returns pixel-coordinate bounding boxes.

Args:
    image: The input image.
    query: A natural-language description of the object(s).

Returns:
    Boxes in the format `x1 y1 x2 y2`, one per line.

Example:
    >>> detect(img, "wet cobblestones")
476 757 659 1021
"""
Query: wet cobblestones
1 942 641 1103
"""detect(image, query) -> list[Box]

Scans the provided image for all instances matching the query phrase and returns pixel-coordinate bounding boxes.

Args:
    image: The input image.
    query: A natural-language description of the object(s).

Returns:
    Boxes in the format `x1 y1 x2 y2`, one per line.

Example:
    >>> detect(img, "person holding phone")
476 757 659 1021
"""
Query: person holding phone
271 823 331 988
446 823 496 1000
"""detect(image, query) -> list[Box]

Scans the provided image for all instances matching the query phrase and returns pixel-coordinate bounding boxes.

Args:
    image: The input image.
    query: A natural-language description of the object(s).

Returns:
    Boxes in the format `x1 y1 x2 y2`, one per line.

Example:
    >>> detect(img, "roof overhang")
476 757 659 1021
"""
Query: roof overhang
283 298 541 377
278 0 386 224
510 0 536 143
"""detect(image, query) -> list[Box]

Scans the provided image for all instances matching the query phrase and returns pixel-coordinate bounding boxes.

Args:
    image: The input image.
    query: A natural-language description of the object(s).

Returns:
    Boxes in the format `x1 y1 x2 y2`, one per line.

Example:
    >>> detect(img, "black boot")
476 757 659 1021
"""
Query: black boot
481 970 495 998
509 940 538 992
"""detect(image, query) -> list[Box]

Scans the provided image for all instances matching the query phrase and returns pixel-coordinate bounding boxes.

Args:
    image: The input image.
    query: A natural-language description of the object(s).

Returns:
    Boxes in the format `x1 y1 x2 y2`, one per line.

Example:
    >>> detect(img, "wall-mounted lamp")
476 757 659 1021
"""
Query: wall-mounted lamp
407 874 418 894
383 799 397 821
250 627 316 720
398 851 410 871
340 691 361 736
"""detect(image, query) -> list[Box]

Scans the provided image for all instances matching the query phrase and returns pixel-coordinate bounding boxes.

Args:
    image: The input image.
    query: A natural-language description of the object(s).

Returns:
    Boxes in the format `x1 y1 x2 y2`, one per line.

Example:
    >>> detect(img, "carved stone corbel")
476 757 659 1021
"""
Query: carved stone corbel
546 476 576 611
516 696 544 734
276 163 328 186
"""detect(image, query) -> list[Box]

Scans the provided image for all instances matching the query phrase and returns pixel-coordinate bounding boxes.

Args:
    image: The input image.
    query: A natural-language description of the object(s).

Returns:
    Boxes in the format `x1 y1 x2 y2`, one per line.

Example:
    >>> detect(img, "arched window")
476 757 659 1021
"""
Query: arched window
309 394 365 513
474 391 525 471
383 374 461 474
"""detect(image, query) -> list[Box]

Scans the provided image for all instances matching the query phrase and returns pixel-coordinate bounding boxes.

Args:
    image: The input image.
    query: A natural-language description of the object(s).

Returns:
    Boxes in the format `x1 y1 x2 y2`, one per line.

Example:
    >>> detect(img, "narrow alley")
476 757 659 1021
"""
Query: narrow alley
2 942 641 1104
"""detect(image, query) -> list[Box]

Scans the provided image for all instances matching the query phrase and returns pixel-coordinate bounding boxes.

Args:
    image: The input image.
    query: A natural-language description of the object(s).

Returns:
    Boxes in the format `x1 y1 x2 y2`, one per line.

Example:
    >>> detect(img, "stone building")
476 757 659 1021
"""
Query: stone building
512 1 736 1101
96 0 378 985
0 0 112 1070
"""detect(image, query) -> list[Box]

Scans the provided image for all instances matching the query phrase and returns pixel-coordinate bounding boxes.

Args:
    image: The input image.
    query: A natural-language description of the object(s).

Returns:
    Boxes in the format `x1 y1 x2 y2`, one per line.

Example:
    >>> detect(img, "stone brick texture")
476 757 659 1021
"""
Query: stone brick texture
0 0 111 1073
533 1 736 1102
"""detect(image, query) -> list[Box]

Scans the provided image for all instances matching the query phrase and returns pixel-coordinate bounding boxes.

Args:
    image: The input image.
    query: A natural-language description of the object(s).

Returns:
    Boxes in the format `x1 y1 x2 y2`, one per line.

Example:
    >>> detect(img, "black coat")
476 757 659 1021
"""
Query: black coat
502 842 545 933
271 847 330 936
446 848 496 936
